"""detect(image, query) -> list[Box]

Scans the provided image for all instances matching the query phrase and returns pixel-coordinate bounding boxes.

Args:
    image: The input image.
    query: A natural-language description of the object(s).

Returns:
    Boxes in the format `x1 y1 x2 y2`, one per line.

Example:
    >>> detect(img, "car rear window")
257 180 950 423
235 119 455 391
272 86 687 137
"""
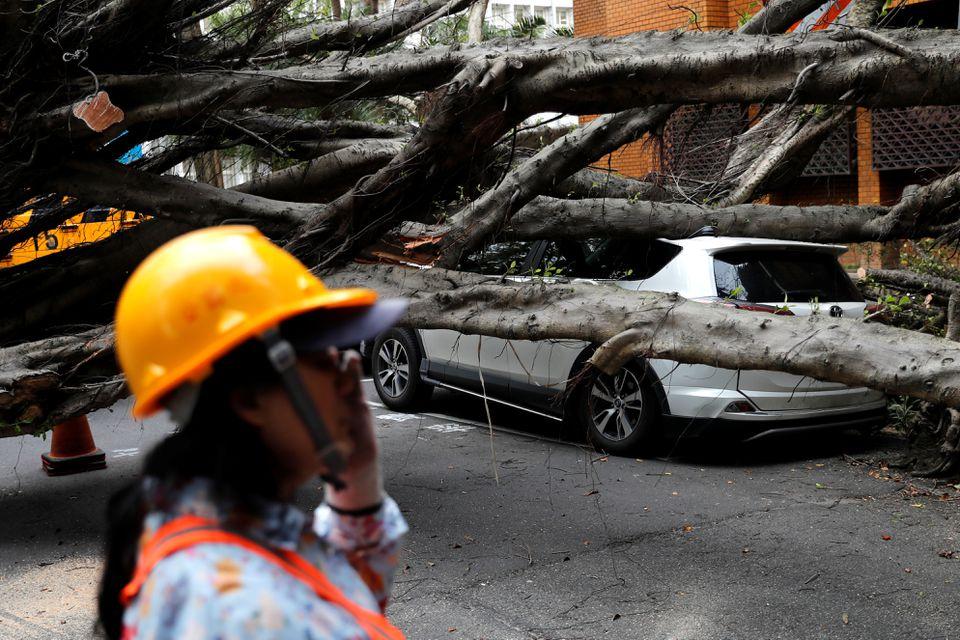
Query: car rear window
714 249 862 303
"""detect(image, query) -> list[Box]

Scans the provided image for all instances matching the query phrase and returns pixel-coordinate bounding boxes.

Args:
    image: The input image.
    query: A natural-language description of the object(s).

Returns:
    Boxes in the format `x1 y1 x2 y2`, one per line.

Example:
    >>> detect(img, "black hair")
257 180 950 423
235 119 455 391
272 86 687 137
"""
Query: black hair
97 340 283 640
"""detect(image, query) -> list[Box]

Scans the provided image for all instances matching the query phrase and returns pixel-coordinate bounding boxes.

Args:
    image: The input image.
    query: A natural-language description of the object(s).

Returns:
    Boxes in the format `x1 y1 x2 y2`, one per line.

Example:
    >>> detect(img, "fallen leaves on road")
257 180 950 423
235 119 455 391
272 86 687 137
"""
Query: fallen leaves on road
583 489 599 496
681 524 694 533
881 535 892 541
842 613 849 625
938 550 956 559
868 467 905 483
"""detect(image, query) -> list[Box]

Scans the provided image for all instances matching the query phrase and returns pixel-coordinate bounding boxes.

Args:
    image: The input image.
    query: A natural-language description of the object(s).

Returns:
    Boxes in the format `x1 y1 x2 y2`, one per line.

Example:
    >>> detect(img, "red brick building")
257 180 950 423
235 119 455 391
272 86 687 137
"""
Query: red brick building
574 0 960 267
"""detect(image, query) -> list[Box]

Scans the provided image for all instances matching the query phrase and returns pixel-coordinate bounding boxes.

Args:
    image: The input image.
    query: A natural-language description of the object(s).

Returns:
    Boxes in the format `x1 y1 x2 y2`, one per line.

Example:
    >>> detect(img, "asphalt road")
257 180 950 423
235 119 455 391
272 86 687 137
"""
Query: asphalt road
0 382 957 639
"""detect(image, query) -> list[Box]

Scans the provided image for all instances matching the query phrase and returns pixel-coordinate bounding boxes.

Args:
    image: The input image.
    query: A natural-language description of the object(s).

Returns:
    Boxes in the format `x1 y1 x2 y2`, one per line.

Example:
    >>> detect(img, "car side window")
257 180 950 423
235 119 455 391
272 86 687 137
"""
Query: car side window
81 208 111 224
458 240 535 275
579 238 681 280
538 240 585 277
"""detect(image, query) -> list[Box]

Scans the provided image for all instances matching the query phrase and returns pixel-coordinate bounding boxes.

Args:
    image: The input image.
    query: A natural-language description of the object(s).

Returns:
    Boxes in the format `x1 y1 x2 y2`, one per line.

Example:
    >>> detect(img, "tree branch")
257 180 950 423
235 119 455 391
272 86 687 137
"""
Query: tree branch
43 159 321 231
331 263 960 408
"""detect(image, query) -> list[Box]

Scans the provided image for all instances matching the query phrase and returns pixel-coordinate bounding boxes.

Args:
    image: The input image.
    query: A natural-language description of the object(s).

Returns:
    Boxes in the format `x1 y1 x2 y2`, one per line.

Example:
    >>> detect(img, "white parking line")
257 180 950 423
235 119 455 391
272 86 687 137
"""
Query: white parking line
376 413 420 422
367 400 570 446
422 423 471 434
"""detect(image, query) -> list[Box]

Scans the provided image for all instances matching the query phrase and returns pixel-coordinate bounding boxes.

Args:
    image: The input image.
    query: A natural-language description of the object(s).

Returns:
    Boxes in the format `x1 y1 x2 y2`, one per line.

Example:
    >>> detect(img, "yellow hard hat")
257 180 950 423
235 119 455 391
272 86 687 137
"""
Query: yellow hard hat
115 226 389 418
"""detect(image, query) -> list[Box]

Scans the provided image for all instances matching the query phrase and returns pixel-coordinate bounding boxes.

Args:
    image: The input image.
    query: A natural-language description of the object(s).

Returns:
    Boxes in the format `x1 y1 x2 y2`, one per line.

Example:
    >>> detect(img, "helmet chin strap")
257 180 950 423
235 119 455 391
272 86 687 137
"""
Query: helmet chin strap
262 328 346 491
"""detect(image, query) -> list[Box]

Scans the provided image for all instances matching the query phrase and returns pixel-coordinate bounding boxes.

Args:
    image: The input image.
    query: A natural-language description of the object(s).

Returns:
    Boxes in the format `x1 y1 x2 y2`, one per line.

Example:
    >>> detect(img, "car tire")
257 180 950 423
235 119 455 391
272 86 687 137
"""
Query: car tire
372 329 433 411
571 361 660 456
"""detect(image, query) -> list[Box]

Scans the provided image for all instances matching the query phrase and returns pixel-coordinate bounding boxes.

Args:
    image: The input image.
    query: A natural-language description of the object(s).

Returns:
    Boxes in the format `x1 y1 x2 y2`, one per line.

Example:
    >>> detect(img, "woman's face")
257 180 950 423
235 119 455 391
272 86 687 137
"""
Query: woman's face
230 350 356 493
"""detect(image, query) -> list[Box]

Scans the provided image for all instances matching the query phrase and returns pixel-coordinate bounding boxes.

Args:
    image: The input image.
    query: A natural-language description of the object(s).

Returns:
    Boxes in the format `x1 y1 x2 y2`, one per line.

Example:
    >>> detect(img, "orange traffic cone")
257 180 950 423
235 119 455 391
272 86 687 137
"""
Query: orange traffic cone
41 415 106 476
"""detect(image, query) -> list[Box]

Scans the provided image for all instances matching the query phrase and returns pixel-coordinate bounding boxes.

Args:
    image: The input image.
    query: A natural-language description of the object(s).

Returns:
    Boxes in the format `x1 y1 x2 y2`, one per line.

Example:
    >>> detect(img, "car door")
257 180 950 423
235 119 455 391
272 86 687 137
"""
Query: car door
508 240 592 408
420 240 538 395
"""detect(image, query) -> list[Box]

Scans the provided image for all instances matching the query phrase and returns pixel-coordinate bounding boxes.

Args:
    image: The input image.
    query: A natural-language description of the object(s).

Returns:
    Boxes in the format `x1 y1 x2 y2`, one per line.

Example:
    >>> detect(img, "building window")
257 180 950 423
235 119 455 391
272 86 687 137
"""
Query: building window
490 3 509 27
514 5 531 22
533 5 550 24
556 7 572 27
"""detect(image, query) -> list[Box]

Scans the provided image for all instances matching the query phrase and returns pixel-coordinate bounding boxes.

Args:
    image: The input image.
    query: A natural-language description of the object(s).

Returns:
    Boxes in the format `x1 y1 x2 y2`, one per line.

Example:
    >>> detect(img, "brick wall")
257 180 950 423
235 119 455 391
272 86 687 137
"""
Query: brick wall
575 0 739 37
574 0 945 265
575 1 747 181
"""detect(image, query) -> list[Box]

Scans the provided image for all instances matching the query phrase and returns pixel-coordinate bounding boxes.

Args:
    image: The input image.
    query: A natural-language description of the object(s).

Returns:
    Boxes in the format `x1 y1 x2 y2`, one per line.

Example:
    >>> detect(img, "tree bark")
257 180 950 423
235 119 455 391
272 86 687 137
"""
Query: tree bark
0 327 124 438
43 159 320 232
331 263 960 408
502 197 897 243
863 268 960 298
233 139 405 202
254 0 477 59
33 30 960 145
466 0 488 43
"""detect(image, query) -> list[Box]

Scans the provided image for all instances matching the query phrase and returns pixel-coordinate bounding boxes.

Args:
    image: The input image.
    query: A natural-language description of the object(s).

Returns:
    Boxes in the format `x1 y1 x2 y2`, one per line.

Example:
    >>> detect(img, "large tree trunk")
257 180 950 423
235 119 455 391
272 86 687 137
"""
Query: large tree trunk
331 264 960 407
8 0 960 469
0 328 124 438
8 259 960 436
467 0 488 43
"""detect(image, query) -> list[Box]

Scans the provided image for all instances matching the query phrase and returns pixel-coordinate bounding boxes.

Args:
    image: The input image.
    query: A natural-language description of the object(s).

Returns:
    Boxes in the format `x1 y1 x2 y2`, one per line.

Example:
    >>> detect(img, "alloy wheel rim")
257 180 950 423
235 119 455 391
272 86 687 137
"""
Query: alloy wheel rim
588 368 644 441
377 339 410 398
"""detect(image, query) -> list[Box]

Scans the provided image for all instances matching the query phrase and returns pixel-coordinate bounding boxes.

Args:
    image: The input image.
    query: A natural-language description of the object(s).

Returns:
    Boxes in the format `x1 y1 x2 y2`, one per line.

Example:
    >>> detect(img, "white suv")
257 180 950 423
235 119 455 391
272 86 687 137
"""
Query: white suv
370 232 887 455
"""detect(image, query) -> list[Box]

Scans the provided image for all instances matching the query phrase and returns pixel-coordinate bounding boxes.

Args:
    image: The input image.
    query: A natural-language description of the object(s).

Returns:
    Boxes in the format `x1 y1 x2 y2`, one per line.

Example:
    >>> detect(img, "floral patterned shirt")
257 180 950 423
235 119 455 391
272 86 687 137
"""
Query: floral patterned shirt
121 477 408 640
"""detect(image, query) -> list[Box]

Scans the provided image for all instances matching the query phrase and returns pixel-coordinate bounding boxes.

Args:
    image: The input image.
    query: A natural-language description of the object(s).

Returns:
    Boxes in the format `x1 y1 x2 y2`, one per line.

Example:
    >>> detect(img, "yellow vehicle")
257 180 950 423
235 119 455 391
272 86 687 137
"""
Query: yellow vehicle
0 203 146 269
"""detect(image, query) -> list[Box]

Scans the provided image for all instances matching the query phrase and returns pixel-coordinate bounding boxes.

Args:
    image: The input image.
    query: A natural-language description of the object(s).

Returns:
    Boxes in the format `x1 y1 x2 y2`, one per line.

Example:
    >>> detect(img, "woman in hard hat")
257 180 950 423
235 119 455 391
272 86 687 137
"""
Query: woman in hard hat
98 226 408 639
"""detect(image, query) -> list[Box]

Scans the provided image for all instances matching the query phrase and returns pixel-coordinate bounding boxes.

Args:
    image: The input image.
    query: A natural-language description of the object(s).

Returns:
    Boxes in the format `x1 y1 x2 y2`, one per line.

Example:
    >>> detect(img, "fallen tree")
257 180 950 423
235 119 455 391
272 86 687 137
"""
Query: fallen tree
4 0 960 475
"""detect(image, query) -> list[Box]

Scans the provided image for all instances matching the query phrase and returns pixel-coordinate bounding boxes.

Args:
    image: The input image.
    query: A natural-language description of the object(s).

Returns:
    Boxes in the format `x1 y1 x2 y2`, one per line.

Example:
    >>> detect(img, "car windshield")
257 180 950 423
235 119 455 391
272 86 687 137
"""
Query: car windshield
714 249 862 303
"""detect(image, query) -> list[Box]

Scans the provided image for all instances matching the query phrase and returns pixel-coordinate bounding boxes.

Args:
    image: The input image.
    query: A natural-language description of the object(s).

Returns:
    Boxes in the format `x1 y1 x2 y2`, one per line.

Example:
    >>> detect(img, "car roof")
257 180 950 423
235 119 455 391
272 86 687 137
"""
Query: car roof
662 236 848 256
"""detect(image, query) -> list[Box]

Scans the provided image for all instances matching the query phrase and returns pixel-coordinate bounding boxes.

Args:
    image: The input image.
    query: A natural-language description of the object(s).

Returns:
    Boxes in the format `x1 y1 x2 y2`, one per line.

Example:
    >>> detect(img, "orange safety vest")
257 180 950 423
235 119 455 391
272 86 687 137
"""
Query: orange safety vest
121 515 405 640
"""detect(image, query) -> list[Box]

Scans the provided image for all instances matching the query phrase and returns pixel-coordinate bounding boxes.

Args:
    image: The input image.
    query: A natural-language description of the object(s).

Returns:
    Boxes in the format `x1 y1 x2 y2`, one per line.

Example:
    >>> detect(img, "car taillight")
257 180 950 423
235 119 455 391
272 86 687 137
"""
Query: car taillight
729 301 794 315
695 297 794 315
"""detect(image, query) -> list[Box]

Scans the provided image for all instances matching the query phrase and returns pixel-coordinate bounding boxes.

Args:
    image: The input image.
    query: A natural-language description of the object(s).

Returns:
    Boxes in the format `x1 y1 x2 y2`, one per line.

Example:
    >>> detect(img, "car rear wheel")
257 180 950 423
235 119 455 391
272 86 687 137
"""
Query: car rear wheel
372 329 433 411
574 362 660 455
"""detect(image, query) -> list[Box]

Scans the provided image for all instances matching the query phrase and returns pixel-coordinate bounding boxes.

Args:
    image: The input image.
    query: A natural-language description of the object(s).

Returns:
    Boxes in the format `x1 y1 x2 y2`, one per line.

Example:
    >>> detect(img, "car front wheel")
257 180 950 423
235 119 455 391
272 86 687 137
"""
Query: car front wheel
372 329 433 411
573 362 660 455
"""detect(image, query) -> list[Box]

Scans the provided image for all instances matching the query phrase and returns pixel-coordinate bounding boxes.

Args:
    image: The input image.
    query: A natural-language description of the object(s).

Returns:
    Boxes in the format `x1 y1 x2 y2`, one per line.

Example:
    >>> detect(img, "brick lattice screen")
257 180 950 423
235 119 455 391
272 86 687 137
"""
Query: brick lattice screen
662 104 747 182
664 105 853 181
872 107 960 171
801 120 853 177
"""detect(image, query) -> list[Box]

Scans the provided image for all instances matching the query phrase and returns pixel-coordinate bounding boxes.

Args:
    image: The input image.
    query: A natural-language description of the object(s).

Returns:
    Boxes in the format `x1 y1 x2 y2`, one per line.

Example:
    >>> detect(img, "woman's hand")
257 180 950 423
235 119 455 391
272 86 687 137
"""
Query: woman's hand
323 348 384 512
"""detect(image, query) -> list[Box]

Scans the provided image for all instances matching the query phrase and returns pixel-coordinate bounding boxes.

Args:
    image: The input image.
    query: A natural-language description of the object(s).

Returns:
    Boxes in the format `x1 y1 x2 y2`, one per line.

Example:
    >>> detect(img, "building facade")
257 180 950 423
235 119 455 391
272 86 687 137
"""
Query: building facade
487 0 575 30
574 0 960 267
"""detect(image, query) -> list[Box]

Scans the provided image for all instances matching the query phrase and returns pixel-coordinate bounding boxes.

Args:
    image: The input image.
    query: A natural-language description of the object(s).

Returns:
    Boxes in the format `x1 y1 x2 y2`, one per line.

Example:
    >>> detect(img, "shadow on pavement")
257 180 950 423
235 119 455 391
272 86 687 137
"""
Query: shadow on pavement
419 387 902 469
